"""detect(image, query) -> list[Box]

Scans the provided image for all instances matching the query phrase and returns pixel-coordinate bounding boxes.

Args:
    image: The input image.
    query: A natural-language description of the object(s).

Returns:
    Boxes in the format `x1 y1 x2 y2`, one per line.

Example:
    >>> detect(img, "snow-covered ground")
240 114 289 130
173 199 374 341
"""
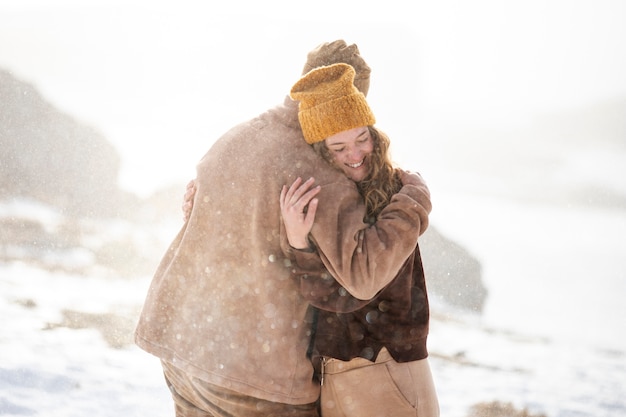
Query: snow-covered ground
1 182 625 417
427 192 626 417
0 201 175 417
0 262 171 416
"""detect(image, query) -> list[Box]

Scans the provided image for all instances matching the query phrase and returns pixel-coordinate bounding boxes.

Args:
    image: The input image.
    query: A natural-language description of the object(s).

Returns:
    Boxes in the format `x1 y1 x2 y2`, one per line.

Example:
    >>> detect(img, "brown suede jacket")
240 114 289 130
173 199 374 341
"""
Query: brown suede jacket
134 97 431 405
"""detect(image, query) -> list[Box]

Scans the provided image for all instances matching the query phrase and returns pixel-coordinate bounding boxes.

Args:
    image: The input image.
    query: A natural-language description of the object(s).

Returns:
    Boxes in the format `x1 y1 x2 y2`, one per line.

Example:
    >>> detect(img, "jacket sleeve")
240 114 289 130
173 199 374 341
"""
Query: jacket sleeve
309 178 431 300
289 248 372 313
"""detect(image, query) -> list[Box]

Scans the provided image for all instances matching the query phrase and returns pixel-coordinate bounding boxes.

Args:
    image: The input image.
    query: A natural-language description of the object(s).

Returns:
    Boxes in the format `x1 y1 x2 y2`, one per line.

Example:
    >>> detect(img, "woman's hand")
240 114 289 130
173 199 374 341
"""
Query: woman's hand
397 169 426 188
396 169 432 235
182 179 196 222
279 177 320 250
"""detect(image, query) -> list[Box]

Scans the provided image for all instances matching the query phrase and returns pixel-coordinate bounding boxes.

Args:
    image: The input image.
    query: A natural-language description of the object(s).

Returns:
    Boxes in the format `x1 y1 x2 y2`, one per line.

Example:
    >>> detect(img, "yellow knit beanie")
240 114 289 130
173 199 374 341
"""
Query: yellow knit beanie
290 63 376 145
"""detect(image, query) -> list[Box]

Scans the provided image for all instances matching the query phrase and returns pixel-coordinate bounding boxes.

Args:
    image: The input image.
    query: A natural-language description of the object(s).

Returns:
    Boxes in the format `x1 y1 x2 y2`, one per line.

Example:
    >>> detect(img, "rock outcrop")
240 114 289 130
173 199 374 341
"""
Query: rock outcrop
0 69 136 217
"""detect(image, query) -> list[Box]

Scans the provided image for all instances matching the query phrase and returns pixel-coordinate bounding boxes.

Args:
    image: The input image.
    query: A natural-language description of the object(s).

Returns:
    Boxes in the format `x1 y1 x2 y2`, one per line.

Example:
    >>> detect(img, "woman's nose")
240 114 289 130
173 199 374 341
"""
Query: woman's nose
347 147 362 160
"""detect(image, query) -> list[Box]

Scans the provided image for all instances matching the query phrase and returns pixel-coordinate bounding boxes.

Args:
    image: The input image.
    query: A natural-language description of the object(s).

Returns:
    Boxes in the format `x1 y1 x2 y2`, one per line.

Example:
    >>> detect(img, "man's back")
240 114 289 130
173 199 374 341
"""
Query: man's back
135 97 343 404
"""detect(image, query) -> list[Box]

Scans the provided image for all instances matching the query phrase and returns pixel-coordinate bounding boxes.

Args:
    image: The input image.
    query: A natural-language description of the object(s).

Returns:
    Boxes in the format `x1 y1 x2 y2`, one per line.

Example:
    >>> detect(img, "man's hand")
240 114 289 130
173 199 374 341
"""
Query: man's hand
182 179 196 222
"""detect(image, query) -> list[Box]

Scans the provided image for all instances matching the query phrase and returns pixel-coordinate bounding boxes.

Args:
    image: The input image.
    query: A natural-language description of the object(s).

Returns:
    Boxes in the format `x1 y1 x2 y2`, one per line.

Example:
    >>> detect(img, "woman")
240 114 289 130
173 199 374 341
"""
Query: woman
281 63 440 417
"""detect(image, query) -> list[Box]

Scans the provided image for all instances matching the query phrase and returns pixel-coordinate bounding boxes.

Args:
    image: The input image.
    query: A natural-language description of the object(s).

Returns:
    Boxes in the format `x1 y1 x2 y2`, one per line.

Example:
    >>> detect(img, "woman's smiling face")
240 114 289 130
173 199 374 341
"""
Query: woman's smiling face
325 126 374 182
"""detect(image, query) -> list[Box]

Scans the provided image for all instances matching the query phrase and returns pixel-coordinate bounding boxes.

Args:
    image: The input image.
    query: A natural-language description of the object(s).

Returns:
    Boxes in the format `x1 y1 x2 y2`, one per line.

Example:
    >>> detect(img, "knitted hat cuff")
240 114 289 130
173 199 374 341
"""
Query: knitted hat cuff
298 93 376 144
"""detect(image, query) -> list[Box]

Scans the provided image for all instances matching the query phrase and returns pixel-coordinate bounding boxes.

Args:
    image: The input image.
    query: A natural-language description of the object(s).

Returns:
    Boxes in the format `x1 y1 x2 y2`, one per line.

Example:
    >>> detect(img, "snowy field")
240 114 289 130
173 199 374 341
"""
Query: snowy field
1 187 624 417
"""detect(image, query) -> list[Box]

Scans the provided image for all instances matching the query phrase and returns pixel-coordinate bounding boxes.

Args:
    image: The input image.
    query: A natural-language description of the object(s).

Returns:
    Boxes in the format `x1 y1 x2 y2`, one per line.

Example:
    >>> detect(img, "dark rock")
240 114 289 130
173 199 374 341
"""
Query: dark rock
421 226 487 312
467 400 547 417
0 69 137 218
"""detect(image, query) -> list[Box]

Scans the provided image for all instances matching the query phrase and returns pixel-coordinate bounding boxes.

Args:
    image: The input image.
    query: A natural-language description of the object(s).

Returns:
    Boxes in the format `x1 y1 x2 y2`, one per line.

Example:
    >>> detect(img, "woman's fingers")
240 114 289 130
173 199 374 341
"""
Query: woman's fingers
287 177 314 203
299 186 321 212
282 177 319 211
304 197 318 223
284 177 303 202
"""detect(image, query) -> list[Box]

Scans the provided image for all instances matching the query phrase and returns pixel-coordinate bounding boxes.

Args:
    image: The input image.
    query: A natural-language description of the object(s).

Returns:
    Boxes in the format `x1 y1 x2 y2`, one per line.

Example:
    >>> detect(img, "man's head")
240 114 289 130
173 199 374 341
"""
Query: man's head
302 40 371 96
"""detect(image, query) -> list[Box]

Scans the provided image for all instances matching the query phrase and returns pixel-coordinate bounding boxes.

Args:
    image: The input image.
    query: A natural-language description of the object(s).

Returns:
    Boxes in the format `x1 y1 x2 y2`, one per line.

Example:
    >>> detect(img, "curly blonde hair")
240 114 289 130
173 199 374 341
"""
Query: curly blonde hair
312 126 401 224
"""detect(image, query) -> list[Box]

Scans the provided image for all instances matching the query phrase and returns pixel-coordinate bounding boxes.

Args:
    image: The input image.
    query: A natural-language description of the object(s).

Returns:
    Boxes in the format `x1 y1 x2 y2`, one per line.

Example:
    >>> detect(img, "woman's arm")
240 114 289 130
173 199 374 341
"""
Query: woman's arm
309 170 431 300
290 248 372 313
280 177 371 313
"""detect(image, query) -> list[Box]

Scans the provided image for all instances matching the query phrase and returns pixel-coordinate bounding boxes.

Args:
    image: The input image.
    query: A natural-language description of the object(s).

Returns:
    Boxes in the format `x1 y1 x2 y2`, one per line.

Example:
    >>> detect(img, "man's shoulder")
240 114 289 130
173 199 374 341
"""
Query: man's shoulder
218 102 297 139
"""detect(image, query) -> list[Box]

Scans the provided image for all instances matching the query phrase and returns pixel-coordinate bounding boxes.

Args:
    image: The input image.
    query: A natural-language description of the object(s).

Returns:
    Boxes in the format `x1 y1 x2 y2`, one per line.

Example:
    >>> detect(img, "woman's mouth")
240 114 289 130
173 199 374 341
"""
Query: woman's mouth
347 159 365 169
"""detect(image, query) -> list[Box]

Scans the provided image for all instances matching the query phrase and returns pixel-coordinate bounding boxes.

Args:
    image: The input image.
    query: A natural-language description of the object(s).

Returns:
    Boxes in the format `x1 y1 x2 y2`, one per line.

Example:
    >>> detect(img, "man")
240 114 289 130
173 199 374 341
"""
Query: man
135 40 431 417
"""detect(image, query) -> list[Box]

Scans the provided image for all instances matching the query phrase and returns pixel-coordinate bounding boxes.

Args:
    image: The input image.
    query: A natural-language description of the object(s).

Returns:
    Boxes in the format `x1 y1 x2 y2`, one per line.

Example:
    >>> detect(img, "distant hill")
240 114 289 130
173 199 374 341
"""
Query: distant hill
0 69 137 217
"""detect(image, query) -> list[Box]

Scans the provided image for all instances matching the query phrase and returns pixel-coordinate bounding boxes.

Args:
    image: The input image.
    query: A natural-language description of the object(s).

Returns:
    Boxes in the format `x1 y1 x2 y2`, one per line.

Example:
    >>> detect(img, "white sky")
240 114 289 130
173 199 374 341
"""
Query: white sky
1 0 625 195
